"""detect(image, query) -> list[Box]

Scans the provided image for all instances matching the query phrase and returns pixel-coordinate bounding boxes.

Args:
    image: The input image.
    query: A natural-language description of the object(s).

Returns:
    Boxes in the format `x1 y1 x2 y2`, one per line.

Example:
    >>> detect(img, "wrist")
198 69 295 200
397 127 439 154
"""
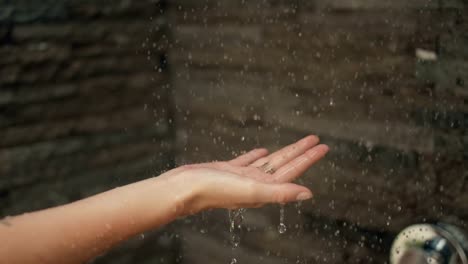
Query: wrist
164 168 206 217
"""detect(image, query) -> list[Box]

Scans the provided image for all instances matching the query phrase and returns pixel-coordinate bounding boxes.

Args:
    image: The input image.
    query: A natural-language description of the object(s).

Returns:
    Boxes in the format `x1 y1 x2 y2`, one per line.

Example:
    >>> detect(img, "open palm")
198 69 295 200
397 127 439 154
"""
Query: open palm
166 136 329 211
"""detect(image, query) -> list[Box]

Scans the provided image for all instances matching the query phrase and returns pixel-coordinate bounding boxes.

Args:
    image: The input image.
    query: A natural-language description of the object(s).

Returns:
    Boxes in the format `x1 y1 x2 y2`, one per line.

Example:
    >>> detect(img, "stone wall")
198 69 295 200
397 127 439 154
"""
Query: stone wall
0 1 179 263
169 0 467 263
1 0 466 263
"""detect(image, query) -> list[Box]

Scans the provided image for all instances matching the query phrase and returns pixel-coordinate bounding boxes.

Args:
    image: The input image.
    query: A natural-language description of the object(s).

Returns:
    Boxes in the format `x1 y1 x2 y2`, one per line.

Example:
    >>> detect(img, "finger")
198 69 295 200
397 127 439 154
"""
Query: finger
250 135 320 170
273 144 329 182
229 148 269 166
252 182 313 204
202 172 312 209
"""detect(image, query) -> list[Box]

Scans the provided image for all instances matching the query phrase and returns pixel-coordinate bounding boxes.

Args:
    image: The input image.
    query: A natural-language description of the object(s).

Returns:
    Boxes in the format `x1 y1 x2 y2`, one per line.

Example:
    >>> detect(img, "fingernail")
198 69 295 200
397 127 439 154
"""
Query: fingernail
296 192 313 201
321 144 330 152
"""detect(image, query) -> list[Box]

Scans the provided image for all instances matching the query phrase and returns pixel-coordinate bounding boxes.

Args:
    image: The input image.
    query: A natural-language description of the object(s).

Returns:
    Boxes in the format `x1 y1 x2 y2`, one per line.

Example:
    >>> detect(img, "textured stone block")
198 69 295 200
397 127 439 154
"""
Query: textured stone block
1 2 174 263
169 1 468 263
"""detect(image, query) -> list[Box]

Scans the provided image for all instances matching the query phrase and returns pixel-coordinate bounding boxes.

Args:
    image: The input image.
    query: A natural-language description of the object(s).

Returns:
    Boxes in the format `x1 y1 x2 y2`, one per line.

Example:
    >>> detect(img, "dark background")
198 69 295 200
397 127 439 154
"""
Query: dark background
0 0 466 263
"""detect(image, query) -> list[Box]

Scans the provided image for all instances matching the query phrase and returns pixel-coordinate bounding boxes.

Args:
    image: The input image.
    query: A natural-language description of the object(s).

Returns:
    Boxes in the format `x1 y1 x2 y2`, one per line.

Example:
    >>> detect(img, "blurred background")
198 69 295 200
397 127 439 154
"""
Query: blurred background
0 0 466 263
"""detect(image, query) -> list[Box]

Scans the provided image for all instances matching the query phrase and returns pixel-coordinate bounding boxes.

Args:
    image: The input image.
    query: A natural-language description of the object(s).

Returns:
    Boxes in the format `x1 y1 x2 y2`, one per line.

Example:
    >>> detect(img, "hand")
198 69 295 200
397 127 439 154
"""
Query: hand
165 135 329 214
0 135 328 264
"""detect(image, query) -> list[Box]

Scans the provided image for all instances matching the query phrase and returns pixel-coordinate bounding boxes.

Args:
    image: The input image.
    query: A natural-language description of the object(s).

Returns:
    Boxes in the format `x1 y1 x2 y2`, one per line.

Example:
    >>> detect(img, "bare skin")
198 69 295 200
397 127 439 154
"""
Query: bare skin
0 136 329 264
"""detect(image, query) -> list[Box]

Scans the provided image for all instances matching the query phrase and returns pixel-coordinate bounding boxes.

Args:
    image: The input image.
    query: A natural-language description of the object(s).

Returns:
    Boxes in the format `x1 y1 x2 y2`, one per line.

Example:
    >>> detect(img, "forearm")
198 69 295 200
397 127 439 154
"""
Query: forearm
0 173 197 264
0 137 328 264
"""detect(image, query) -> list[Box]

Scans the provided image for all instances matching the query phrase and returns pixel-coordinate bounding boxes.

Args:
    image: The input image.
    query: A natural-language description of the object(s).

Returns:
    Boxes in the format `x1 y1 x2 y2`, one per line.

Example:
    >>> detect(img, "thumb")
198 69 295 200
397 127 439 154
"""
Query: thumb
253 182 313 204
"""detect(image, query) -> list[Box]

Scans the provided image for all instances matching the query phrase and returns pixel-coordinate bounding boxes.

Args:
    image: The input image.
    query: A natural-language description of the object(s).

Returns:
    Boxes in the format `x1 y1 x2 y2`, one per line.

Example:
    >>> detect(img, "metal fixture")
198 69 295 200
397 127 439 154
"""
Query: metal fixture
391 223 468 264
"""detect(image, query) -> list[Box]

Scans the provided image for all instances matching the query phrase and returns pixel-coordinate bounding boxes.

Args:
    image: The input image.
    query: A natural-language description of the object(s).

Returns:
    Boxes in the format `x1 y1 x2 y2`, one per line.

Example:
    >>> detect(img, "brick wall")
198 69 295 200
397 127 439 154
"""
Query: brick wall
1 0 466 263
0 1 179 263
169 0 467 263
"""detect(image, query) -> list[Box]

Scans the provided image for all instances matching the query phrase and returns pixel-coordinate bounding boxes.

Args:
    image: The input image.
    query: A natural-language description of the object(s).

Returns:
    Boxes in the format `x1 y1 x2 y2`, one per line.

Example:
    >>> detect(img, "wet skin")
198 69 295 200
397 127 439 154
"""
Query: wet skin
0 136 329 264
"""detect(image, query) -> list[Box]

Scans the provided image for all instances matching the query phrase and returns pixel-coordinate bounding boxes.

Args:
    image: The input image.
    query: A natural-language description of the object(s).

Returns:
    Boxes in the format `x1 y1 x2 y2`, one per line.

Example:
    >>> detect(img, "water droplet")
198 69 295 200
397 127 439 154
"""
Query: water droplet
278 223 287 234
278 205 287 234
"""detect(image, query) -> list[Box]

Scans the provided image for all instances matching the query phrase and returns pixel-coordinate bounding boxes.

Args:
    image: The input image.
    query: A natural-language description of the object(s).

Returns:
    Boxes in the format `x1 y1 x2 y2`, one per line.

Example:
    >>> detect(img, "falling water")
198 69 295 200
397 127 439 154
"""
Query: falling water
278 205 287 234
229 208 245 263
295 201 306 263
